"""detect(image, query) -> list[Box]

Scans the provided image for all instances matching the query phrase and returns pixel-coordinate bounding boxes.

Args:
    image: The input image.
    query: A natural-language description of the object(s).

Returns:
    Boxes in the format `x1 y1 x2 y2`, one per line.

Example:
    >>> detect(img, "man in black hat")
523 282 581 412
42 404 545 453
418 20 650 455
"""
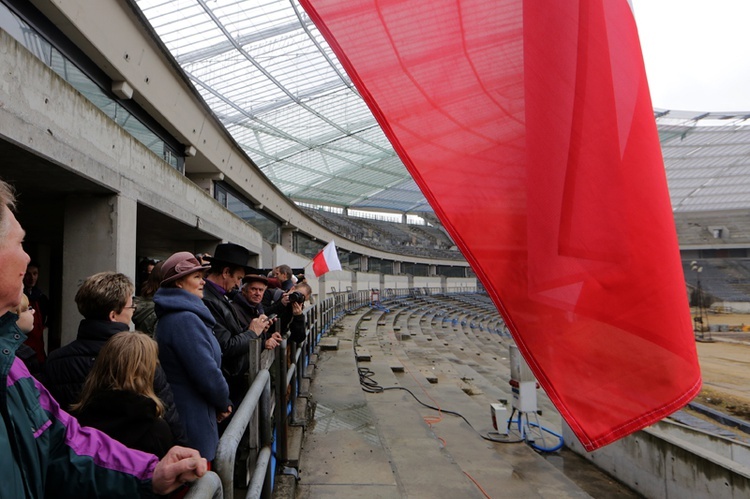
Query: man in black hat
202 243 266 403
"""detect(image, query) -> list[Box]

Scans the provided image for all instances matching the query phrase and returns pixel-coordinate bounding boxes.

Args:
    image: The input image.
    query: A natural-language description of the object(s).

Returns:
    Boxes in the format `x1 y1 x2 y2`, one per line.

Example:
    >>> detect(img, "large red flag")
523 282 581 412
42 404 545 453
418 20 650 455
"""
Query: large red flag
299 0 701 450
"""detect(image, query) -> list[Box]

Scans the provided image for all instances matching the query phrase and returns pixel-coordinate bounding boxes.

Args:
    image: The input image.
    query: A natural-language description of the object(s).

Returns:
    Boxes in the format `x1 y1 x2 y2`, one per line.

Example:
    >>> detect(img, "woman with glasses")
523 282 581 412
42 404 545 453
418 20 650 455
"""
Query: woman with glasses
43 271 188 445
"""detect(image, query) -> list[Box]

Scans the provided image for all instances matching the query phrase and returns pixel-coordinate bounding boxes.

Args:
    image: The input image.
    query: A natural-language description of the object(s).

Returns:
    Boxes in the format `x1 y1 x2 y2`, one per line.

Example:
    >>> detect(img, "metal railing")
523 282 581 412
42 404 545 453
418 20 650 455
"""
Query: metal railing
205 287 478 498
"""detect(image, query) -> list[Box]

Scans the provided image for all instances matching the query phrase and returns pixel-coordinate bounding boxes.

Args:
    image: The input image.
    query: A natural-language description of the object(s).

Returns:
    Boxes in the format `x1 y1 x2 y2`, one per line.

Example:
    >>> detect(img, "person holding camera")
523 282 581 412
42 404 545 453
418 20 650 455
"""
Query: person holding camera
265 282 312 344
232 274 282 350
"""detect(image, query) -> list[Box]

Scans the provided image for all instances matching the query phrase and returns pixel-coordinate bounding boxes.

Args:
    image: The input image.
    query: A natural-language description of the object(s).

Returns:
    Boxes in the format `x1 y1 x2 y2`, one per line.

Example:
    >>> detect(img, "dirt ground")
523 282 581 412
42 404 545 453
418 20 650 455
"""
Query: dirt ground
692 312 750 419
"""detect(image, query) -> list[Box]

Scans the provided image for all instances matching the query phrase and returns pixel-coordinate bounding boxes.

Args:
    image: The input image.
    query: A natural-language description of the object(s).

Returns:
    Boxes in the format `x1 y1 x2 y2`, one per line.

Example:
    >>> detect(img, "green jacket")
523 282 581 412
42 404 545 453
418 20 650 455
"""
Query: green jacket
0 312 159 498
133 296 158 337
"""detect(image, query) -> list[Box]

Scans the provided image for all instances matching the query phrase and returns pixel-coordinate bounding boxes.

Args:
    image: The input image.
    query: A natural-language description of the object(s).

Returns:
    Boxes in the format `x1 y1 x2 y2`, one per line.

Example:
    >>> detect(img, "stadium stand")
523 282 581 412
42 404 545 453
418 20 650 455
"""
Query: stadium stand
301 206 463 260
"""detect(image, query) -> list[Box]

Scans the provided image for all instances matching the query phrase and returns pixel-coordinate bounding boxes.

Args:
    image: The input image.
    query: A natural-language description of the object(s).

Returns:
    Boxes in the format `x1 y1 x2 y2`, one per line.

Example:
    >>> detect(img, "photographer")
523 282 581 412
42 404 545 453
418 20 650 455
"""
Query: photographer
232 274 282 350
265 282 311 344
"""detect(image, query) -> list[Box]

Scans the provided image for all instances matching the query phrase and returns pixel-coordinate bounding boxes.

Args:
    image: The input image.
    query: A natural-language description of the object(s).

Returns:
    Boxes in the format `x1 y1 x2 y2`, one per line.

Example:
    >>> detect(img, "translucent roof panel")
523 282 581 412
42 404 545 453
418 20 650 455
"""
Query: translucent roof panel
134 2 750 217
657 110 750 213
135 0 425 211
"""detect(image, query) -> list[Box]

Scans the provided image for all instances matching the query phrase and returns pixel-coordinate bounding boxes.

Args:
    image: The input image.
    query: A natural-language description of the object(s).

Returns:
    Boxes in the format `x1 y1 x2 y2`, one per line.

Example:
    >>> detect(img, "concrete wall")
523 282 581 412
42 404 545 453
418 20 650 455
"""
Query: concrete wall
564 421 750 499
717 302 750 314
384 275 410 289
446 278 478 292
355 272 382 292
270 244 311 273
414 276 443 288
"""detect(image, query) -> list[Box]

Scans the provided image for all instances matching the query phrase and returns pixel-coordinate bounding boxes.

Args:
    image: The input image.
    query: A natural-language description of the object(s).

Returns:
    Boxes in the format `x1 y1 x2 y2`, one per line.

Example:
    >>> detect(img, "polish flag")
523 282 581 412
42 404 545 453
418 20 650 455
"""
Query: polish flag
299 0 701 450
311 241 342 277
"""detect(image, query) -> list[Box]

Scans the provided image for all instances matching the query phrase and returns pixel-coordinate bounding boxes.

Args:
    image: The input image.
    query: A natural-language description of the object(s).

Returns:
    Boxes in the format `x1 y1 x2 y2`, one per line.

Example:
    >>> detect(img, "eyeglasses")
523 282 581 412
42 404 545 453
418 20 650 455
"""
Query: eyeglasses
125 297 137 311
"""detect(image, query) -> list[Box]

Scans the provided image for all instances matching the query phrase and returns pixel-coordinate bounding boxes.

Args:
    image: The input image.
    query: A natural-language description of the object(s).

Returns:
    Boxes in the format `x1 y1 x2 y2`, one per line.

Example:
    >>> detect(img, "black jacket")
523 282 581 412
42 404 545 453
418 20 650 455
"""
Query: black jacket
202 282 253 378
231 294 262 332
74 389 174 459
43 319 187 445
265 299 307 344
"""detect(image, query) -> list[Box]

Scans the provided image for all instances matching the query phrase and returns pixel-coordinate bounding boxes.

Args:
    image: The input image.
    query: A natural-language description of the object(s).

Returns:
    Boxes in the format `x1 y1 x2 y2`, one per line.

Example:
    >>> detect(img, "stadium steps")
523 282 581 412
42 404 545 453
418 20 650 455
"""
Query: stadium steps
292 297 604 498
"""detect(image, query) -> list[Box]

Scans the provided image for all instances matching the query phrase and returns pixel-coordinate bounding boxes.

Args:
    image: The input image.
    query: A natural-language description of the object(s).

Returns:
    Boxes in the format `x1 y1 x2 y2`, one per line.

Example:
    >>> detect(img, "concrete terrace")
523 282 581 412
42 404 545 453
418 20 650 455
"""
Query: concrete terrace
282 295 640 498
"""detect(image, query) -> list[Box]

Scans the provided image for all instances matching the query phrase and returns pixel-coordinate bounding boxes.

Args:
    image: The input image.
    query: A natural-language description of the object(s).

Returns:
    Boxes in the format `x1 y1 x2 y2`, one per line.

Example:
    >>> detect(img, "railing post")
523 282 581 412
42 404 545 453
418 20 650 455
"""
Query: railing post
261 376 273 499
246 339 262 479
275 339 288 464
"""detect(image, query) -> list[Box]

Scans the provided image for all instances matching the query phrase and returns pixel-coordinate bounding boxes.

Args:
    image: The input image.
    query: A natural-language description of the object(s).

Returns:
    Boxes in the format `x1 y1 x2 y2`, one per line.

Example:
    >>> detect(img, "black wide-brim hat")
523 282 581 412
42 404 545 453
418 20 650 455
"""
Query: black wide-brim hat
206 243 256 272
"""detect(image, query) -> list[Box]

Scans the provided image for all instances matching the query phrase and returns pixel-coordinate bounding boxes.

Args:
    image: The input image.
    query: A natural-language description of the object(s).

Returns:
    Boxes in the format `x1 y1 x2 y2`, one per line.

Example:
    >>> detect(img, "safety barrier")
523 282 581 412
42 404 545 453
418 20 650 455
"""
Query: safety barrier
184 471 223 499
202 287 479 498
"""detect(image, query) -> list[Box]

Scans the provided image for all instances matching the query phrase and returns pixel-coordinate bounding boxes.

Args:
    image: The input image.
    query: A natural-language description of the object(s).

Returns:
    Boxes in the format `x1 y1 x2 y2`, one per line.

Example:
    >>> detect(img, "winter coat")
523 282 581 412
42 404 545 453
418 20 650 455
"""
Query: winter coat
154 287 231 461
264 299 307 344
231 293 263 332
43 319 188 445
0 312 158 498
202 282 253 378
75 389 174 459
133 296 158 337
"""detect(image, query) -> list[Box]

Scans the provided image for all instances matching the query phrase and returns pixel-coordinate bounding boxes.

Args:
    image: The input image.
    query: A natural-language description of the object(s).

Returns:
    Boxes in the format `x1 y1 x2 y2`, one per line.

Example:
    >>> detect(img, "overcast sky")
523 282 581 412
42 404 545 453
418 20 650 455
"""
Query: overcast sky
632 0 750 113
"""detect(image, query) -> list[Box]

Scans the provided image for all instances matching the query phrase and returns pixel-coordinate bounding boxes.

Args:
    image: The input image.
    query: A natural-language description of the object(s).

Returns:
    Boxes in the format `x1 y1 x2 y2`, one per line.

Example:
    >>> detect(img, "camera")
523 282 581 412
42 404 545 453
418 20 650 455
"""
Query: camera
288 291 305 304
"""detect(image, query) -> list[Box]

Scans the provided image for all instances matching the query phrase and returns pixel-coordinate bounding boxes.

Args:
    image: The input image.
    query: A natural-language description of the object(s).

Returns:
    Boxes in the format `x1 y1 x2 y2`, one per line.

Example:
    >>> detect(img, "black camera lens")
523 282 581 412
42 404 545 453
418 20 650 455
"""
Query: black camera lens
288 291 305 304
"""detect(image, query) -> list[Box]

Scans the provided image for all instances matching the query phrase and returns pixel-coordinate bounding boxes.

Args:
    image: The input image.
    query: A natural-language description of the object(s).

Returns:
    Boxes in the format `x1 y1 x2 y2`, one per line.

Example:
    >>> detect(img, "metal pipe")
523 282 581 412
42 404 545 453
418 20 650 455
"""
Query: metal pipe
245 446 272 499
184 470 223 499
215 369 270 499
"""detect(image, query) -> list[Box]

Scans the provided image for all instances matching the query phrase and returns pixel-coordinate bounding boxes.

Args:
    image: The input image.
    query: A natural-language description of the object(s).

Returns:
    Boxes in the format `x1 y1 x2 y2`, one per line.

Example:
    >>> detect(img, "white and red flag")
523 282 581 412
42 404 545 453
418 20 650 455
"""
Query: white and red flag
299 0 701 450
311 240 342 277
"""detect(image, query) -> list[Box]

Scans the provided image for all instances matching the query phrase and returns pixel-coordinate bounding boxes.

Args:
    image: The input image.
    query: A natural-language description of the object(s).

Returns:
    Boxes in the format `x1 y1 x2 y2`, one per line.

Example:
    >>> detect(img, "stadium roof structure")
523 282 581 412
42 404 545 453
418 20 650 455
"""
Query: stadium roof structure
657 109 750 213
133 1 750 217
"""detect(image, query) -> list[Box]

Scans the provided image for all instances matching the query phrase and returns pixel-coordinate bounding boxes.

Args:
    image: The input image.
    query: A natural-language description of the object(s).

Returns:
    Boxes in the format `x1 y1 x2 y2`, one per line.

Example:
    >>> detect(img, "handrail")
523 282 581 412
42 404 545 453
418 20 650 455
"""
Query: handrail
184 471 223 499
203 287 479 498
245 447 272 499
215 369 271 499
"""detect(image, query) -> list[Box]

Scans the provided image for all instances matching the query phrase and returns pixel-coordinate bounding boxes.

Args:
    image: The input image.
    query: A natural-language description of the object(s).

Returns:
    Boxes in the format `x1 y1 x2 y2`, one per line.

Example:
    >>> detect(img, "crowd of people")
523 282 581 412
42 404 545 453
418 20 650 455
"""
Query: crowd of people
0 176 313 497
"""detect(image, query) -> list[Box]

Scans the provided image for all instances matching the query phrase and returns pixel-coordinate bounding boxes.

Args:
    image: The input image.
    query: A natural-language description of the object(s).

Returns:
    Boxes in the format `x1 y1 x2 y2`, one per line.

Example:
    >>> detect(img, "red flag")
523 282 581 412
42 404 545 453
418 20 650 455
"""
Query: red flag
311 241 342 277
299 0 701 450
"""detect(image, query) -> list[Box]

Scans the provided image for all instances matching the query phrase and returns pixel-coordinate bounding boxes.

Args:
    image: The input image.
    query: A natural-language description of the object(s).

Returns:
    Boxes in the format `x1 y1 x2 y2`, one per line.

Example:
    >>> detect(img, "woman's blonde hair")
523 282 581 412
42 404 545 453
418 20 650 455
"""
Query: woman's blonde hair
10 293 29 315
71 332 164 416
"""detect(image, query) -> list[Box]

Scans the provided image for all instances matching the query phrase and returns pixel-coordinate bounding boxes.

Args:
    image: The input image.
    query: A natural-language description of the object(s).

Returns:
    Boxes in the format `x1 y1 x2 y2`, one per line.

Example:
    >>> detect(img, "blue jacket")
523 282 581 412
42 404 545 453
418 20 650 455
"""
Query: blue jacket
0 312 158 498
154 288 231 461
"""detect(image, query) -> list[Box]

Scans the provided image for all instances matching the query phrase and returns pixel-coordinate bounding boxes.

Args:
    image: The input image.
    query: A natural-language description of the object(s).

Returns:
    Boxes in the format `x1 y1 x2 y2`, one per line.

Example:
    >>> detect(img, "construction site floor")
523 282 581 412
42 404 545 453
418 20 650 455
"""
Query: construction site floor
285 298 641 498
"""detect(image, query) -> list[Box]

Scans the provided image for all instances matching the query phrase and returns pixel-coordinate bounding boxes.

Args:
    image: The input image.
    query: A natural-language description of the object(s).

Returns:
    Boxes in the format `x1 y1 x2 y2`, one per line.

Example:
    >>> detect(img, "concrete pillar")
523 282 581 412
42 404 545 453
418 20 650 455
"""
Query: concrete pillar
429 264 437 276
393 261 402 275
407 273 414 289
60 194 137 345
281 227 294 252
318 273 326 301
440 275 448 293
401 213 408 224
360 255 369 272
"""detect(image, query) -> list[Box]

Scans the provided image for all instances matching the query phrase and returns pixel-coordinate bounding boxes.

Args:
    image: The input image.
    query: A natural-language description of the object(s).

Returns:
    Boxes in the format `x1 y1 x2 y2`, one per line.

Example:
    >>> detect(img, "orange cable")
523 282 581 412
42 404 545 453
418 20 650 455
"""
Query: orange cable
463 471 493 499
